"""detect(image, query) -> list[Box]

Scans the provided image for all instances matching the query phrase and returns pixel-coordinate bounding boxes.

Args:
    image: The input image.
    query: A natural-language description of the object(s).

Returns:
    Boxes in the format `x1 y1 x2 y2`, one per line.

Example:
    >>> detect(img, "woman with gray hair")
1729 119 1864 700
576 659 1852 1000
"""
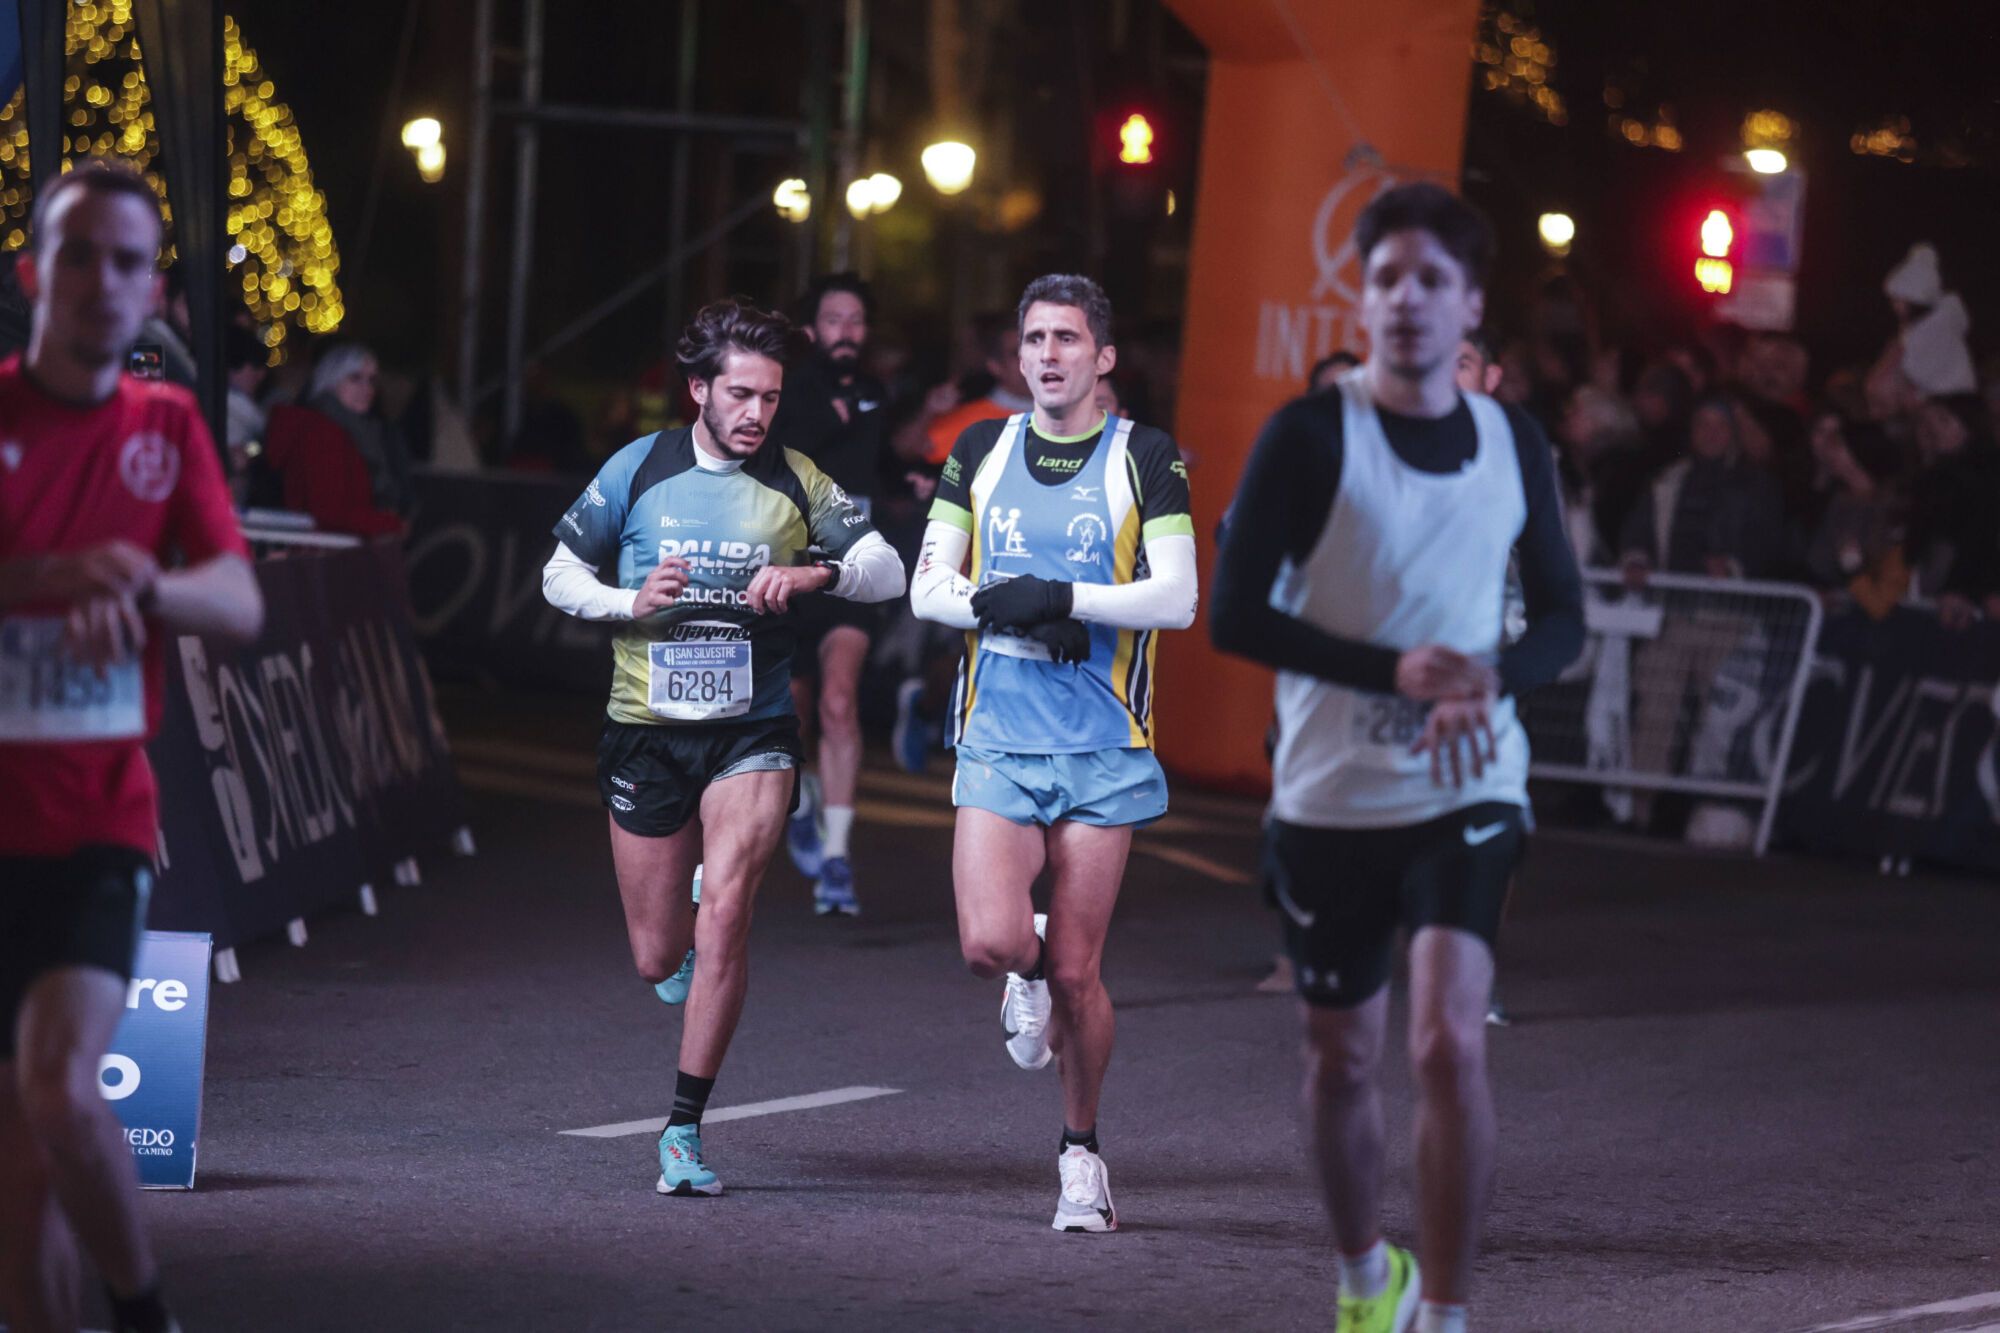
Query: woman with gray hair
262 343 412 535
305 343 412 514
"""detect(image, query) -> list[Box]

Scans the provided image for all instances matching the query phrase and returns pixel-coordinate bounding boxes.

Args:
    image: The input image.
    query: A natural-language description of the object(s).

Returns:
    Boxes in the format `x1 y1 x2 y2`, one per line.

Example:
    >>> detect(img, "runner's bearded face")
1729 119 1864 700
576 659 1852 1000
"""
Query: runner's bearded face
1359 228 1482 385
812 290 867 369
691 349 784 460
1020 300 1114 418
22 189 161 371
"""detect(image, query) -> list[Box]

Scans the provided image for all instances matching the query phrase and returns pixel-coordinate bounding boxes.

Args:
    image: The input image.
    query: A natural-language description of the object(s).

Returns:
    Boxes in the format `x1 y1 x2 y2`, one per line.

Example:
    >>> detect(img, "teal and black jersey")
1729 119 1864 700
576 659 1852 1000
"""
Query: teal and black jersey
554 428 876 726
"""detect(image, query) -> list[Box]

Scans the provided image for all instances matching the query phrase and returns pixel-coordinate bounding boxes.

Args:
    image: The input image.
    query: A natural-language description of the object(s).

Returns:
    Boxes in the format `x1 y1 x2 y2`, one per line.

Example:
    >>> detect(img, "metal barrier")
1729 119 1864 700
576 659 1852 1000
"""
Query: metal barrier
1519 568 1825 855
241 521 363 560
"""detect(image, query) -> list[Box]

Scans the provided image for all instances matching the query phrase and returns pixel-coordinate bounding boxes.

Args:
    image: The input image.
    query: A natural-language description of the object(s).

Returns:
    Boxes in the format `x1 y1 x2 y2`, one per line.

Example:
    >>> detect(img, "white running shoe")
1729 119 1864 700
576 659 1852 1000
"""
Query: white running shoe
1052 1145 1117 1232
1001 912 1052 1070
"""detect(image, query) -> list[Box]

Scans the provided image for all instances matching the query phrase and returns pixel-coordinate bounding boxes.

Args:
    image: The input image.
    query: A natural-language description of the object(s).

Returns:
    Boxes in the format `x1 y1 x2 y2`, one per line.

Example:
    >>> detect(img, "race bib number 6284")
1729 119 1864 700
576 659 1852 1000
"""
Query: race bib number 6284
646 623 753 722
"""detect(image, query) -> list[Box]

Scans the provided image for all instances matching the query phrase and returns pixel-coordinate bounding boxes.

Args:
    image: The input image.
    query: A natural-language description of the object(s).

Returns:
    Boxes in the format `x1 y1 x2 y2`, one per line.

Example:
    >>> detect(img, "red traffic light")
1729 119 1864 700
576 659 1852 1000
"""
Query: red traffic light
1694 207 1735 294
1117 113 1155 165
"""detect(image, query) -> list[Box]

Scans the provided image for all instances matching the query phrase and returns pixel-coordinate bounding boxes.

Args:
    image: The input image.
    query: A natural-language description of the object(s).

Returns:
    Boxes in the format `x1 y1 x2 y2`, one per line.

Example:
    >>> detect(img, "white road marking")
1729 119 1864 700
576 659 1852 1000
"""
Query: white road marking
1802 1291 2000 1332
561 1085 902 1139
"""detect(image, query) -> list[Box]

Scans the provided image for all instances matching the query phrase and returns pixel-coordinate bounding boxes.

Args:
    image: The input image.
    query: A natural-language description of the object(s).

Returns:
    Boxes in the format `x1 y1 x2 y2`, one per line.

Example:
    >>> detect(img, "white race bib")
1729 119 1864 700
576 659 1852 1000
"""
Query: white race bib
1347 692 1431 753
646 621 753 721
980 628 1054 663
0 616 145 742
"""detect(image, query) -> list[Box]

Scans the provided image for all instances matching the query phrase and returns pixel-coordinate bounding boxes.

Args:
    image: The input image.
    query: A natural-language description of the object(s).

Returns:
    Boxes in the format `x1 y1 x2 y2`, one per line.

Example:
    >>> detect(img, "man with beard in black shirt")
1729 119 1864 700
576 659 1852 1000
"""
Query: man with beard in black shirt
766 273 894 915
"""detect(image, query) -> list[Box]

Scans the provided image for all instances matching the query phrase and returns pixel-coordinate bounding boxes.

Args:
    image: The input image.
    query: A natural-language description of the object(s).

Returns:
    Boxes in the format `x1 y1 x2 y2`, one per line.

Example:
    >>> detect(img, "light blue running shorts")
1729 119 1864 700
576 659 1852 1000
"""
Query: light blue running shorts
951 746 1168 829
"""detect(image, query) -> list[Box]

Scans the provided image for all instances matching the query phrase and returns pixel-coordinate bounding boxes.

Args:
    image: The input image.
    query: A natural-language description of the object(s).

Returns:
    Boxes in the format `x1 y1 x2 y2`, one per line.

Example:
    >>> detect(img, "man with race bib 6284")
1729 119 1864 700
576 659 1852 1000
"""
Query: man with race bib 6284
541 298 904 1197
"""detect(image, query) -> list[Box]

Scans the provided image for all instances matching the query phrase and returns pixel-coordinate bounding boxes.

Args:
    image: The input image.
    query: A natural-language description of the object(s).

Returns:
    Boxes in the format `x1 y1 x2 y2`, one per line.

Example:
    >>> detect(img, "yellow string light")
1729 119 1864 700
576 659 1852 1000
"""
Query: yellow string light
0 10 345 360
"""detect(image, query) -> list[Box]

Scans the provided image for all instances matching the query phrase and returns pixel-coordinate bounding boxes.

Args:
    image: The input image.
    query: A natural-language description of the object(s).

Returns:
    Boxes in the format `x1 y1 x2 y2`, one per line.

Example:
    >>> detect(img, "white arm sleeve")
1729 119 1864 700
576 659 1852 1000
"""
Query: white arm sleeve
829 529 906 603
909 520 978 629
542 542 639 621
1068 533 1199 631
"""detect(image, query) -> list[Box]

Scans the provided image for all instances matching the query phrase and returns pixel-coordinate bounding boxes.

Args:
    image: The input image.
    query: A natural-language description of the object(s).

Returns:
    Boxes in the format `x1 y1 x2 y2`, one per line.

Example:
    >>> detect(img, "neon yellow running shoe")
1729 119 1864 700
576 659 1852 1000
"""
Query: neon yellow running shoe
1335 1244 1420 1333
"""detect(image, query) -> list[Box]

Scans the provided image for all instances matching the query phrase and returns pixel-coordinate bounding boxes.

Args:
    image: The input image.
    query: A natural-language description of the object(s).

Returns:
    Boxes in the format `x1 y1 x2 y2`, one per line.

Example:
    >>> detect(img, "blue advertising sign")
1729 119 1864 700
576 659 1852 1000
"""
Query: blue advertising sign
101 931 213 1190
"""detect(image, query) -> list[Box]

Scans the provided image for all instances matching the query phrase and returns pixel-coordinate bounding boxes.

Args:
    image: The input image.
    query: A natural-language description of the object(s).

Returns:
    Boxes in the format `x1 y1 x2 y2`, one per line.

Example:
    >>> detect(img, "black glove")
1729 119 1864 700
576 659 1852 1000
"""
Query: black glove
971 574 1074 630
1023 618 1091 665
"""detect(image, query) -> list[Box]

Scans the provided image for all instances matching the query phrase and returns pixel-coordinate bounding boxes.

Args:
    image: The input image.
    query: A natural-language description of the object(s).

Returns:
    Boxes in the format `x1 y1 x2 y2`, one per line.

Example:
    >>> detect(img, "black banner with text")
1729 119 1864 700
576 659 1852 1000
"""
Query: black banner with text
148 542 467 946
403 469 611 694
1781 607 2000 874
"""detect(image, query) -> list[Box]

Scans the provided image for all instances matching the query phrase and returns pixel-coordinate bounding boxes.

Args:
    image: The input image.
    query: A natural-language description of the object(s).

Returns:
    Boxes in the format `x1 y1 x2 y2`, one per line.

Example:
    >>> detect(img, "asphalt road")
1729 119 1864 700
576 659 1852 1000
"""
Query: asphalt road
95 685 2000 1332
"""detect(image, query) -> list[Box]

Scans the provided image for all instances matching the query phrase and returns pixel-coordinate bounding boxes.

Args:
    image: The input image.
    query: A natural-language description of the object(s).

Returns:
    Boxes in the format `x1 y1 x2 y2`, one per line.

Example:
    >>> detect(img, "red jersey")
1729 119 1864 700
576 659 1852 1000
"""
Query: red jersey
0 356 248 858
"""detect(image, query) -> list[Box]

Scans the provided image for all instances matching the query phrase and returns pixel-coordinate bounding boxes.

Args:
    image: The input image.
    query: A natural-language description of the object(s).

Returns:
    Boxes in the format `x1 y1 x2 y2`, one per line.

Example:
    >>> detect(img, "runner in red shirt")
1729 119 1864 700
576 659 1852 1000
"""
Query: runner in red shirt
0 161 262 1333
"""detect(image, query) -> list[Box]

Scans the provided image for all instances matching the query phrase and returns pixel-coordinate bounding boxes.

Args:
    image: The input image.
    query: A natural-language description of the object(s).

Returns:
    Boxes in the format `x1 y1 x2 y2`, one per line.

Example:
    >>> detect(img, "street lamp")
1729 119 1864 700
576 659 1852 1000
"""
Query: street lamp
844 172 905 218
921 141 976 195
1537 211 1575 257
1744 147 1788 175
401 117 445 183
773 178 811 224
400 116 441 151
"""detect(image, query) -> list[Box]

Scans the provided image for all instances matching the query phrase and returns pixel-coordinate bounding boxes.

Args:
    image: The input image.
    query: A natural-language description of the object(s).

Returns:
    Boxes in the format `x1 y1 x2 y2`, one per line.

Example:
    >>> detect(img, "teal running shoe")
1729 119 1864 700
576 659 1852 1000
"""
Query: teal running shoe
656 1123 721 1196
654 949 696 1005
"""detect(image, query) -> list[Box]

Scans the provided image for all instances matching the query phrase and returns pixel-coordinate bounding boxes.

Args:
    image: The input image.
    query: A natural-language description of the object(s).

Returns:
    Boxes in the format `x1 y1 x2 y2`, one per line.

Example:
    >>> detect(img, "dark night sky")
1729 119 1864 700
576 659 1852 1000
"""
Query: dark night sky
224 0 2000 393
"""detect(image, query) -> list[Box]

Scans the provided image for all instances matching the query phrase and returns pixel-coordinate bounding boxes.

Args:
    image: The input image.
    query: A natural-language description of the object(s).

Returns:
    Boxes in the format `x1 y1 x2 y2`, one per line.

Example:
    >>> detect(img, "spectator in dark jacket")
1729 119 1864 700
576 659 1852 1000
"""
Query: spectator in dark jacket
1908 393 2000 627
1618 393 1788 583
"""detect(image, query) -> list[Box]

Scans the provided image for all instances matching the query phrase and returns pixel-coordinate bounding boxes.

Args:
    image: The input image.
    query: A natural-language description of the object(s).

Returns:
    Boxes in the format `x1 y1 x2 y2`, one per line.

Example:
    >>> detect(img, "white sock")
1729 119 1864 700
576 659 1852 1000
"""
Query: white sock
1416 1301 1467 1333
1336 1240 1389 1300
822 805 855 860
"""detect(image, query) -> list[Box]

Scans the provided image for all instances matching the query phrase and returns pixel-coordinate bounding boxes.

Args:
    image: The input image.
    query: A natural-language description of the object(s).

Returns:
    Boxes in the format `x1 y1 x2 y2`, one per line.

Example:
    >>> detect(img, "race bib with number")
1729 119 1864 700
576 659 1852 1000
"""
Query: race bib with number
1349 693 1431 751
646 622 753 722
0 616 145 741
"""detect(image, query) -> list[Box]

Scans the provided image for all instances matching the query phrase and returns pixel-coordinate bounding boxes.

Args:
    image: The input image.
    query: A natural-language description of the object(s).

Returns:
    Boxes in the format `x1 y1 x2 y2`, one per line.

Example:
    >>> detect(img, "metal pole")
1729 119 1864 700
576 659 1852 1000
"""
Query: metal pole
831 0 867 271
456 0 494 416
663 0 698 360
802 1 832 273
502 0 544 447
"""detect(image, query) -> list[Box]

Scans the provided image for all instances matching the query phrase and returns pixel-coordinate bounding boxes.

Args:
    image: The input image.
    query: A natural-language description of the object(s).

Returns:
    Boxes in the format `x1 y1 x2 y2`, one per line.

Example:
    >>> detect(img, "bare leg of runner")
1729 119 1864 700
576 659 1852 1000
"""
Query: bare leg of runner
952 808 1045 979
1408 926 1497 1305
1042 820 1131 1131
678 768 792 1077
1303 991 1391 1252
0 1072 82 1333
609 815 701 986
12 971 159 1299
815 628 868 813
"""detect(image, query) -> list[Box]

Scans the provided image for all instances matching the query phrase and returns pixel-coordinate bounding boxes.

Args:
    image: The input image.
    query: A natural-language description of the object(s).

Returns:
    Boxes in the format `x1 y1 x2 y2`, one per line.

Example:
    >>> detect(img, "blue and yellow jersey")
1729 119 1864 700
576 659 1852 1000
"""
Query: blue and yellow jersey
555 428 876 726
929 412 1193 753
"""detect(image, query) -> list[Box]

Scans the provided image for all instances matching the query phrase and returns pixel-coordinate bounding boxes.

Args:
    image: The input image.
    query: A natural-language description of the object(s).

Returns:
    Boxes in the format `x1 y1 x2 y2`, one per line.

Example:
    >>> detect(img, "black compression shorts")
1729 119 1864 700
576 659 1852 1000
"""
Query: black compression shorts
1261 802 1526 1008
1 846 153 1059
597 715 803 839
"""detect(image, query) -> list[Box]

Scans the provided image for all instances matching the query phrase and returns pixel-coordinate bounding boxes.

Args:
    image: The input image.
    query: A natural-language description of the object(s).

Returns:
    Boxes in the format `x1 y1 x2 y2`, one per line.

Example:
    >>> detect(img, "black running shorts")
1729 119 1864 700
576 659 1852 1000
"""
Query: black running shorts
1261 802 1526 1009
596 715 803 838
1 846 154 1059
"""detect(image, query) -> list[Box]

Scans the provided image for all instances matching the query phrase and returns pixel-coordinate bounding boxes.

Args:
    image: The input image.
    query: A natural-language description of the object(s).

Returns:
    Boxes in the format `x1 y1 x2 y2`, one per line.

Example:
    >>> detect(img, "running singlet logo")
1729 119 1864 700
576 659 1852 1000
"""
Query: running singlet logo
118 432 179 503
1065 513 1107 566
987 506 1030 559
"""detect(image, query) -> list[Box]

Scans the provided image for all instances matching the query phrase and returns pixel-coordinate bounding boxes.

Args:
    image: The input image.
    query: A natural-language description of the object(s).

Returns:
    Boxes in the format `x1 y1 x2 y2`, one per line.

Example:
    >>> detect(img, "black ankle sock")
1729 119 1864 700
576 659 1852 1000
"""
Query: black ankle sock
666 1071 716 1129
107 1283 172 1333
1021 937 1046 983
1060 1125 1099 1156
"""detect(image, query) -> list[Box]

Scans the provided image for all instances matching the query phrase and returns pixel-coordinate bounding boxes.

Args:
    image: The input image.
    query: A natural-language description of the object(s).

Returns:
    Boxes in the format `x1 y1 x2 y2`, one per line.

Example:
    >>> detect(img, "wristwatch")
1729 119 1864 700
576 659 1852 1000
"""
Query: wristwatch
813 558 842 590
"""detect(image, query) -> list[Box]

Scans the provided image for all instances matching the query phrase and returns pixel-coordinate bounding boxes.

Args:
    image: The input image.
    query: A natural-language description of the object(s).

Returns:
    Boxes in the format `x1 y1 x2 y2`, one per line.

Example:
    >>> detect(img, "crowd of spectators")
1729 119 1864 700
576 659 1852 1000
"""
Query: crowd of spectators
1493 242 1997 629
